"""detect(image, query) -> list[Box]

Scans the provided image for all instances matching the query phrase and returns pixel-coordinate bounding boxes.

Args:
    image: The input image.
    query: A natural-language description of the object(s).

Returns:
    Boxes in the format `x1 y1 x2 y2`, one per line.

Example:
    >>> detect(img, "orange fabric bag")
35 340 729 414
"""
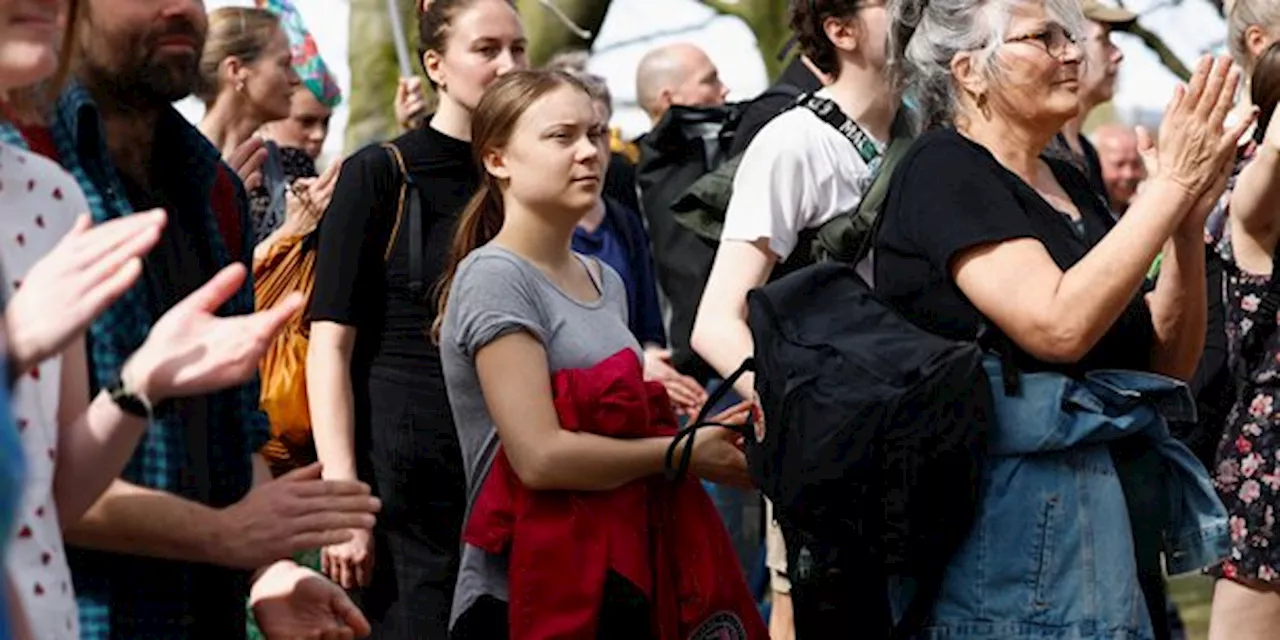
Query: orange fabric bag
255 232 318 474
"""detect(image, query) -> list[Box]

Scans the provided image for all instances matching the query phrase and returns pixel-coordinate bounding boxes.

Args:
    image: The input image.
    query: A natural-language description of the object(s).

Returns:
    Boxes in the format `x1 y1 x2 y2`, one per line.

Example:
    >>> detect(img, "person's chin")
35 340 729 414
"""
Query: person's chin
0 51 56 88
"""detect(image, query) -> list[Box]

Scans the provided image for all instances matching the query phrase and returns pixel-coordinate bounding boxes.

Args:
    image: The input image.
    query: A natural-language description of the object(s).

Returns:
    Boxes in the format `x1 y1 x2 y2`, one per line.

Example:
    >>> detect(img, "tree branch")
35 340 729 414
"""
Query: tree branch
1128 22 1192 81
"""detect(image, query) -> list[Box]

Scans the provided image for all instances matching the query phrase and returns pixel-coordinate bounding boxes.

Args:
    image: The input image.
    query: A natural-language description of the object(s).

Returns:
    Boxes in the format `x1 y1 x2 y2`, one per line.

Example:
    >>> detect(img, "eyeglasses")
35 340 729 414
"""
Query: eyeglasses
1004 23 1080 59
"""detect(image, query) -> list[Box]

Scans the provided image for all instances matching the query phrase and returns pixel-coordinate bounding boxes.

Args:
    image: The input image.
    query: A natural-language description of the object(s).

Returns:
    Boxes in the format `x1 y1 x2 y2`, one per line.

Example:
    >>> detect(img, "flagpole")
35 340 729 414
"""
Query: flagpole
385 0 415 79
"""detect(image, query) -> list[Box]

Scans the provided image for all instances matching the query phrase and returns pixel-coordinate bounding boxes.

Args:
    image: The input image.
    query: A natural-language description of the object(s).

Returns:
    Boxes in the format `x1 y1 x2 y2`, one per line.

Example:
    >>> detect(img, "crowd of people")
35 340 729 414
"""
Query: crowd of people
0 0 1278 638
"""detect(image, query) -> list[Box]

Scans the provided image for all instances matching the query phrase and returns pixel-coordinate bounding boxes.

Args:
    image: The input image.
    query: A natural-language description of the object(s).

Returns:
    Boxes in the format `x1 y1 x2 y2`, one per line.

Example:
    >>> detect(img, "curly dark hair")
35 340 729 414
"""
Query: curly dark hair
789 0 864 78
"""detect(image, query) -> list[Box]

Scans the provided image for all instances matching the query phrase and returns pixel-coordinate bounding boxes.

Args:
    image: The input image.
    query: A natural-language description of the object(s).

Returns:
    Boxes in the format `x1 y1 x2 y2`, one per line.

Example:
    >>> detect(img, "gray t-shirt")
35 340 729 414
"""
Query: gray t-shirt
439 244 641 627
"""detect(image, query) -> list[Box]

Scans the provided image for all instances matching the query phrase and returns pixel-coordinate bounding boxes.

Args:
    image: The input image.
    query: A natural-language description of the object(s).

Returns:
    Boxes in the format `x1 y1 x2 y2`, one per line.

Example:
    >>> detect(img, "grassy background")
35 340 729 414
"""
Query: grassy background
1168 575 1215 640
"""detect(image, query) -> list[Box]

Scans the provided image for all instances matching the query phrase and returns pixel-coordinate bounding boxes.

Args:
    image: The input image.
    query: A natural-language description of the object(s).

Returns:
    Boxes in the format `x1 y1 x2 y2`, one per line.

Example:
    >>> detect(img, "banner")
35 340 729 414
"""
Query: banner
256 0 343 107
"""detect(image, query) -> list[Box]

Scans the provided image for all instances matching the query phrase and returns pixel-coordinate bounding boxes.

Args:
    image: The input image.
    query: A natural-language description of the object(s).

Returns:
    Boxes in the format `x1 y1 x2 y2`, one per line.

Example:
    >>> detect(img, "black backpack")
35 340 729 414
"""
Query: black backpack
667 242 995 637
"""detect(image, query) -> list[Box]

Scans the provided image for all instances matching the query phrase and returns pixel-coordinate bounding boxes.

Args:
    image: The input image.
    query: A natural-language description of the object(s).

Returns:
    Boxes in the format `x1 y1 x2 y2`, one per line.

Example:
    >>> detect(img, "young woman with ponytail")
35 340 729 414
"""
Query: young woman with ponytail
436 68 753 637
306 0 527 636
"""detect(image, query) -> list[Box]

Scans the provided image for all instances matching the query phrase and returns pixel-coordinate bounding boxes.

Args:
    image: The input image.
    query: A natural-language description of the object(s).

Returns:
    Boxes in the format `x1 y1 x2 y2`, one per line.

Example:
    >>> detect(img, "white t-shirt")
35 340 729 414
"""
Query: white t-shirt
720 90 884 261
0 142 86 639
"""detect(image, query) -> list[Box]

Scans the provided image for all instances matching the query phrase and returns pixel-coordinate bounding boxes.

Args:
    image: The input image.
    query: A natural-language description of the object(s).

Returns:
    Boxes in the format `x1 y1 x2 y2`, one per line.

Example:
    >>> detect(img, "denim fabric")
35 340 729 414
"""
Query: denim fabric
921 357 1228 640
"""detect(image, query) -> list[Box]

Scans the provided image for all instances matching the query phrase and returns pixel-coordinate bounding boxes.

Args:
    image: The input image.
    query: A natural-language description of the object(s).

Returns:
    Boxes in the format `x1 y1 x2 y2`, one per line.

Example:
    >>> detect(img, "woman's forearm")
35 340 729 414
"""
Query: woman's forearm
1146 232 1207 380
306 344 359 481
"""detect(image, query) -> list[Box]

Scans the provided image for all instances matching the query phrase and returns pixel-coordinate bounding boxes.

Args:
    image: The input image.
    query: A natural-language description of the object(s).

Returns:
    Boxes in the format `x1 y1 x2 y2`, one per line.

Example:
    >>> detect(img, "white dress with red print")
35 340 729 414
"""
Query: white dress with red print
0 142 85 638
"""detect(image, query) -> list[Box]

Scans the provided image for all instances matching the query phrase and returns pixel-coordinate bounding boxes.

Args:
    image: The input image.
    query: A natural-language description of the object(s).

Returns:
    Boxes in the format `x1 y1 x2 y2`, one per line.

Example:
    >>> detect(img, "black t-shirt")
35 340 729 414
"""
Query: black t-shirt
875 128 1154 376
309 123 477 384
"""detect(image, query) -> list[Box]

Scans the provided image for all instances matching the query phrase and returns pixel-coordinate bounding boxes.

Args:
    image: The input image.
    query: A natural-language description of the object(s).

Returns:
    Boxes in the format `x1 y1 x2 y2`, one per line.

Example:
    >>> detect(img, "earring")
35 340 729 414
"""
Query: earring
235 81 246 93
976 91 991 119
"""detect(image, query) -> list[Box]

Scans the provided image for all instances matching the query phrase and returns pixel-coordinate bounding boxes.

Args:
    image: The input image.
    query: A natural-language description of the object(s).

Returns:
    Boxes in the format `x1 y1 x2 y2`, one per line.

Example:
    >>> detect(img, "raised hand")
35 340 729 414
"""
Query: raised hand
228 137 270 191
282 159 343 239
251 560 372 640
394 77 428 131
217 463 380 570
5 210 165 373
121 263 304 403
1156 55 1255 201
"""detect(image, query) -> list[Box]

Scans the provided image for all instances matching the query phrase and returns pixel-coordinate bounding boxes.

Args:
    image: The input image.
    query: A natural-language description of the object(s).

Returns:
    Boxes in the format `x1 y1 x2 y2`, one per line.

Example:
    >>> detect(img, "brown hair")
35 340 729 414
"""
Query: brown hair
790 0 864 77
418 0 517 89
431 68 590 342
194 7 281 105
4 0 81 123
1253 41 1280 136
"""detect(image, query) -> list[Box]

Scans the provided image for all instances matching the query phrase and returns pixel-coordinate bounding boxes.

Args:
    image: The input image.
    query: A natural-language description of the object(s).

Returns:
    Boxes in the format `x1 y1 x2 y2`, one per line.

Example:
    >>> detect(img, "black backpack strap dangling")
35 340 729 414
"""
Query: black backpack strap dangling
664 358 756 481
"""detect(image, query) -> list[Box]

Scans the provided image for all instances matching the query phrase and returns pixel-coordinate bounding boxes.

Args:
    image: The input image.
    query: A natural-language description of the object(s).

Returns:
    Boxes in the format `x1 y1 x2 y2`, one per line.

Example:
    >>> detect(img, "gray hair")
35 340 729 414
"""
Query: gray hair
1228 0 1280 69
890 0 1085 129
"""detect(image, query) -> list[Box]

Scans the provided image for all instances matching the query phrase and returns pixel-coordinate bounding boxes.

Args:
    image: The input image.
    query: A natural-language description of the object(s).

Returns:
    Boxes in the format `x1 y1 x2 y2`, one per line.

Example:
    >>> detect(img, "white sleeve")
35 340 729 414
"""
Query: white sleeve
719 116 823 262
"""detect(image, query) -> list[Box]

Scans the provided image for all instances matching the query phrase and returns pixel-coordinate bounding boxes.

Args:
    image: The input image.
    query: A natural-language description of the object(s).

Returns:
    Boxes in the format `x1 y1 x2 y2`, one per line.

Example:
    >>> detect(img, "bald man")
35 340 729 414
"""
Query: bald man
1091 123 1147 216
635 42 729 123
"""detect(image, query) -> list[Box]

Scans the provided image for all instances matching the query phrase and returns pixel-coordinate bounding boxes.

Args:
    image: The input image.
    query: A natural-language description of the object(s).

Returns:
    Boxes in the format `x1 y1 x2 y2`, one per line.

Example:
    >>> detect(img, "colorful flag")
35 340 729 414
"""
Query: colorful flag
255 0 343 108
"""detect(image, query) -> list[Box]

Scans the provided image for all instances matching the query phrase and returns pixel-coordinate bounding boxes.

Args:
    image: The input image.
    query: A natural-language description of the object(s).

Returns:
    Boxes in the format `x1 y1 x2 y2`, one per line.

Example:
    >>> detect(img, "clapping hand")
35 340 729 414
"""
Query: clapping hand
1154 55 1254 208
121 263 304 403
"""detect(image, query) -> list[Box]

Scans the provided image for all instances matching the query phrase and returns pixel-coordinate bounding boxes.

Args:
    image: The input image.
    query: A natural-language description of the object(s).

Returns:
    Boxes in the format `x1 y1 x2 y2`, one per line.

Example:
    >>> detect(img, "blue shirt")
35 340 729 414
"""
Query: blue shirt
572 199 666 346
0 82 268 639
0 363 23 640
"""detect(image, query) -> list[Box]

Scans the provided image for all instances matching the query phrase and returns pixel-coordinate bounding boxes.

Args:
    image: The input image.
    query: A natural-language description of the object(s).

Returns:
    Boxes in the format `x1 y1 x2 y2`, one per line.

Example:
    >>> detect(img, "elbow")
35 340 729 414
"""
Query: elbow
1020 319 1094 365
509 449 562 492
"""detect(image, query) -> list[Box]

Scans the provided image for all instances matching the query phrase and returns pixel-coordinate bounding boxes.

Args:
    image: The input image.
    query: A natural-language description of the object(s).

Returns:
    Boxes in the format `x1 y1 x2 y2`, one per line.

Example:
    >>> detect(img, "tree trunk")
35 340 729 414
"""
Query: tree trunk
345 0 425 152
701 0 792 80
515 0 610 66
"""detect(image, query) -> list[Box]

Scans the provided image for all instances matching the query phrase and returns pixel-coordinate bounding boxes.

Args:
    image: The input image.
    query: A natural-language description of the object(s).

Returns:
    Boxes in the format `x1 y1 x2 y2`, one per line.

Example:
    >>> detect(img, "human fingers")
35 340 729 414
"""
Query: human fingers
1194 55 1231 121
168 264 248 316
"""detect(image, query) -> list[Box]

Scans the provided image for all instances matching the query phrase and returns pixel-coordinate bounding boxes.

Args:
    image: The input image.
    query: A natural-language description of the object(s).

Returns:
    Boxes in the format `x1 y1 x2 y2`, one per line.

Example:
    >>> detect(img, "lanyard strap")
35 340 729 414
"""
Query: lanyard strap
797 94 885 171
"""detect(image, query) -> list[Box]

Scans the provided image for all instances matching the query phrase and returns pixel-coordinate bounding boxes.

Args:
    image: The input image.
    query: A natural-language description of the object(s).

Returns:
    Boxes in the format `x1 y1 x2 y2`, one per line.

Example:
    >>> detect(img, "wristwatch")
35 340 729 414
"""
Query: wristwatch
106 375 154 420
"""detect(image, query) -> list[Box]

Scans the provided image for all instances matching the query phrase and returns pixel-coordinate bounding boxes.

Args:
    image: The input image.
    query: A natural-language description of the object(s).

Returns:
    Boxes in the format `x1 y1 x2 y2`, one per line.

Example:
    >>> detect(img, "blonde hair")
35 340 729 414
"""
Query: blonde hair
1228 0 1280 69
195 7 281 105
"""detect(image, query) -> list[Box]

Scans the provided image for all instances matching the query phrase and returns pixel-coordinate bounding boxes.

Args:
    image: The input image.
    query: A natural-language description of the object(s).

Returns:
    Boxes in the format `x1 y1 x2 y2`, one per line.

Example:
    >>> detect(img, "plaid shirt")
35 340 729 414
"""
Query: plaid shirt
0 82 269 638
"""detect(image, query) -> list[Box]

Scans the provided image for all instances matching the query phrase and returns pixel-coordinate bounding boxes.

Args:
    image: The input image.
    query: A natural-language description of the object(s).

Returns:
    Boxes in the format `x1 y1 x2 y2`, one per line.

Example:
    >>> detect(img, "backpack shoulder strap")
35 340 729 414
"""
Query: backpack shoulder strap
810 108 915 265
381 141 427 299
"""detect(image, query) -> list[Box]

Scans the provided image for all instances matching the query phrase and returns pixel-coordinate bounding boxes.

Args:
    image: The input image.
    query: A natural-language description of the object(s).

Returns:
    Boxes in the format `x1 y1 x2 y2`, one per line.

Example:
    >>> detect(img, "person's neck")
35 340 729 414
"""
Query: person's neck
825 64 897 142
198 96 265 157
83 75 162 188
430 94 471 142
958 112 1058 184
492 200 581 271
1058 97 1098 155
577 197 607 233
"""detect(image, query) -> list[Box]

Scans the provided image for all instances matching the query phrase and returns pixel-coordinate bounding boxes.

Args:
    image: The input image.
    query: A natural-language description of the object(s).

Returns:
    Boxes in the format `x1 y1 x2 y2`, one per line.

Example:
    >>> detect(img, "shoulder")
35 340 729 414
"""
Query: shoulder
452 247 541 298
748 106 842 156
900 128 994 172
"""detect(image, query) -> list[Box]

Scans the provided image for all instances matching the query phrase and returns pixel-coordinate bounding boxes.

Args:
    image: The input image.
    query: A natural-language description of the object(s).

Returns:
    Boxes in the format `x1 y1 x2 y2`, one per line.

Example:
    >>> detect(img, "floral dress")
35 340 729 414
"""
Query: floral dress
1212 234 1280 583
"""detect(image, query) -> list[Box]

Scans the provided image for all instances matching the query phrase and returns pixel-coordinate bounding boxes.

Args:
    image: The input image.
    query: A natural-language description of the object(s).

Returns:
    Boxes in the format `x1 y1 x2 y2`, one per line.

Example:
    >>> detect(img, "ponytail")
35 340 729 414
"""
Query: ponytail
431 181 505 344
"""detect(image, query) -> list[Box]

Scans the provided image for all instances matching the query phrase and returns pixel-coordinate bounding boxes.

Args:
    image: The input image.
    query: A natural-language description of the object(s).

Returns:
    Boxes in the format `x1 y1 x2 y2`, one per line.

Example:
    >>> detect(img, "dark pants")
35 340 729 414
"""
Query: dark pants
781 522 892 639
1111 439 1173 640
356 374 467 639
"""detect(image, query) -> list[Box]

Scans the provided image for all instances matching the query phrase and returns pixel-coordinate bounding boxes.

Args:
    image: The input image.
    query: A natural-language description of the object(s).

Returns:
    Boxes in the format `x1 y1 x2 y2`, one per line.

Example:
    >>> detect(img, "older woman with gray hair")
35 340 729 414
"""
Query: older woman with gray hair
875 0 1248 635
